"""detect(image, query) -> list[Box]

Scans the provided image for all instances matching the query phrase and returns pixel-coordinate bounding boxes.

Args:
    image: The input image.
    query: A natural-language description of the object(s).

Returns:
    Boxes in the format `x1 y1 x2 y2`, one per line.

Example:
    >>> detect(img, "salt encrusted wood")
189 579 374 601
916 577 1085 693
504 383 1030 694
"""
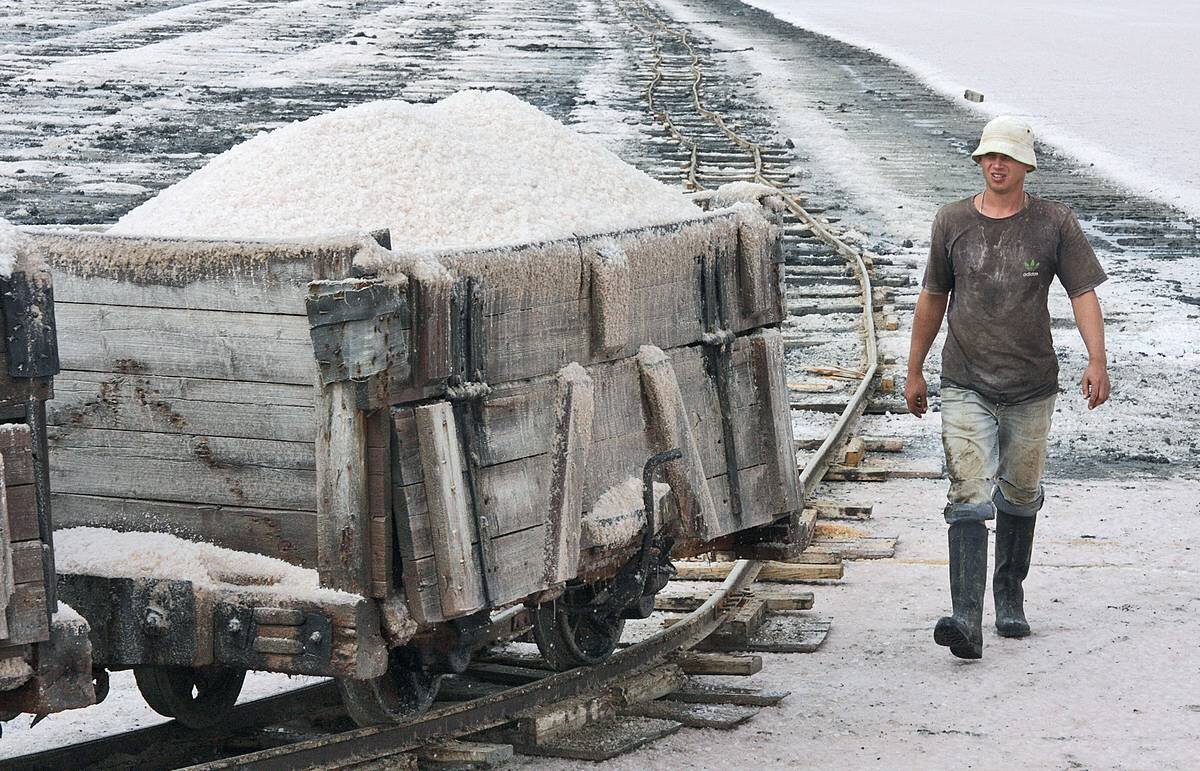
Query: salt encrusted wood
0 616 96 715
586 242 631 355
315 380 369 595
307 279 410 385
29 229 370 311
543 364 594 585
414 402 485 618
57 575 387 679
0 460 12 639
364 408 392 598
636 346 720 540
734 206 784 323
1 267 60 379
749 328 803 523
51 495 317 566
49 373 316 443
56 303 316 386
49 427 316 510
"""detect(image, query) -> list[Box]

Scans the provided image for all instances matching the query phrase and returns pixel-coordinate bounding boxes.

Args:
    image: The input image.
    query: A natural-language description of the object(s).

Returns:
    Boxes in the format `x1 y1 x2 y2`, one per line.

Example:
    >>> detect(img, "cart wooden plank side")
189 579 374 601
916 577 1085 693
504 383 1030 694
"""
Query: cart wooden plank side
24 193 805 704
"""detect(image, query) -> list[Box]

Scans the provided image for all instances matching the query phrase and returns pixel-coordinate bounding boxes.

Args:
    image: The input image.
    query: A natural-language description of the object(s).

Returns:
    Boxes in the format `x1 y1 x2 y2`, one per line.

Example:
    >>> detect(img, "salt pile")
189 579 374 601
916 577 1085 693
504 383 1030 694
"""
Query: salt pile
110 91 701 251
55 527 358 602
0 218 20 277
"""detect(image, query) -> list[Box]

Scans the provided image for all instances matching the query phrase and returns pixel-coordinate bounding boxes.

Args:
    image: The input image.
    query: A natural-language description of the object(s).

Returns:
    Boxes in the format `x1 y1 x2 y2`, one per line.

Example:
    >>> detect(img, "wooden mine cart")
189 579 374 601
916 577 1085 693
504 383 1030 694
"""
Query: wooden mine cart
26 191 804 727
0 250 95 723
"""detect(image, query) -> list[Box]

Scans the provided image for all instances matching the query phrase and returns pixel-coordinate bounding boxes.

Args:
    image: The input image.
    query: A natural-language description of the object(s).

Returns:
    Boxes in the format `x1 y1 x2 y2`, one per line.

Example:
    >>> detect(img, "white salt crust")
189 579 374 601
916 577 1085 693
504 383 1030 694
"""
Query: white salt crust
52 602 87 629
110 91 701 252
0 218 20 277
54 527 360 604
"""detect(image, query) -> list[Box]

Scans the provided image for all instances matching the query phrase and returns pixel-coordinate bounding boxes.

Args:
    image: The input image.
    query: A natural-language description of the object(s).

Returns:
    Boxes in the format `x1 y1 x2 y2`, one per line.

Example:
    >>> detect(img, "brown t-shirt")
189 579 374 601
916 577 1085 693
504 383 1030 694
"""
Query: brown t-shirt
922 194 1107 404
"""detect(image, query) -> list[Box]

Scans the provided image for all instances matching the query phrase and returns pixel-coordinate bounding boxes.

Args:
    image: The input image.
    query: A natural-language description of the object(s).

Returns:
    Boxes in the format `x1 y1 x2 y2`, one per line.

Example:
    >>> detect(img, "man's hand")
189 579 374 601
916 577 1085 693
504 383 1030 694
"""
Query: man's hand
1081 359 1110 409
905 371 929 418
906 290 948 420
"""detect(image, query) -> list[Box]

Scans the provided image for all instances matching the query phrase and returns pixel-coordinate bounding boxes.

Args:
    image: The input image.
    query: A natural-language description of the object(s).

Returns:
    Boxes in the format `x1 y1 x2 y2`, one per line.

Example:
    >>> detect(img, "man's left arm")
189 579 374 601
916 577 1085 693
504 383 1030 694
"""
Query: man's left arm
1070 289 1110 409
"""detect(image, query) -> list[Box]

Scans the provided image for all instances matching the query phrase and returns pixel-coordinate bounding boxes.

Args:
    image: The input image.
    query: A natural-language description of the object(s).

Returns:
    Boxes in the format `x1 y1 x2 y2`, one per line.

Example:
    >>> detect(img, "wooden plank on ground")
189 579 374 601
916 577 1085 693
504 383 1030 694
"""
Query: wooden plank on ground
414 402 485 618
513 716 681 761
417 741 513 767
655 590 814 613
821 465 889 482
621 700 761 729
510 664 683 746
673 652 761 676
697 613 832 654
666 681 789 707
674 560 843 582
812 537 898 560
804 500 873 520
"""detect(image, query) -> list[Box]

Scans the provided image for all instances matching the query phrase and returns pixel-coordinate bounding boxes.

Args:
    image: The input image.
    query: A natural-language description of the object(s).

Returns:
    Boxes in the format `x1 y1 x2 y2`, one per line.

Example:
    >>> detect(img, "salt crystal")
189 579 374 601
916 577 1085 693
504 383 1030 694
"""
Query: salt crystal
110 91 701 253
55 527 360 603
0 218 20 278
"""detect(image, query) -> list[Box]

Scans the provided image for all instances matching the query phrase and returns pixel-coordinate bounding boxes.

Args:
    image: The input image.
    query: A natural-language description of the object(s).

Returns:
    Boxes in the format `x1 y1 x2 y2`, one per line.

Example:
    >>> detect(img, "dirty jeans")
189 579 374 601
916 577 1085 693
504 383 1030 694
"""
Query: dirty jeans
940 386 1056 524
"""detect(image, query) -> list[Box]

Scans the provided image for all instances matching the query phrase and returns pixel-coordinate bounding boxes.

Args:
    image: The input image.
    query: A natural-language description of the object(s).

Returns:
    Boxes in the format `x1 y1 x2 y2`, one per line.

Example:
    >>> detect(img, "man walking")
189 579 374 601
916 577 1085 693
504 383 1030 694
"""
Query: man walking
905 115 1110 660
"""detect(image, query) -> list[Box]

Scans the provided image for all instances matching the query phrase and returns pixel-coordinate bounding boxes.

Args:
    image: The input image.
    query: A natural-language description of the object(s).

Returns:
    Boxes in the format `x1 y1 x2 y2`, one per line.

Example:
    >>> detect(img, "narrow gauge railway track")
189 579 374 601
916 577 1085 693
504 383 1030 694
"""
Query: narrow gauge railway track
6 3 886 769
616 0 880 494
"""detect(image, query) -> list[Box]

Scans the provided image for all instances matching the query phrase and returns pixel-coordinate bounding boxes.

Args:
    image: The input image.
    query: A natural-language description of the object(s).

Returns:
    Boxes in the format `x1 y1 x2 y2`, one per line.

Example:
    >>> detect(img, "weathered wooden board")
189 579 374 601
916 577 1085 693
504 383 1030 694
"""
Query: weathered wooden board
414 402 484 618
315 380 369 595
3 486 37 544
637 346 720 540
51 493 317 566
48 426 316 511
55 303 316 385
34 229 366 313
49 372 316 443
543 366 593 585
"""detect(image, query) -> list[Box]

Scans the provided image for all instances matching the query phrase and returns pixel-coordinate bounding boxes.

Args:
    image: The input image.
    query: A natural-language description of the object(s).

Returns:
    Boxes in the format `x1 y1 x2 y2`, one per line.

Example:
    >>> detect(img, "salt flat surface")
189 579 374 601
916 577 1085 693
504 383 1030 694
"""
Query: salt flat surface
738 0 1200 217
111 90 699 249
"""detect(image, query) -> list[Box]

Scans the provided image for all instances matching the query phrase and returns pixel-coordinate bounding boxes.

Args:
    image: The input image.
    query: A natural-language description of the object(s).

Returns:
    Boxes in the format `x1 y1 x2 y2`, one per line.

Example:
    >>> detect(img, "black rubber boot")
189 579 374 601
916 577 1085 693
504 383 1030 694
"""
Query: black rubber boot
934 520 988 659
993 512 1037 638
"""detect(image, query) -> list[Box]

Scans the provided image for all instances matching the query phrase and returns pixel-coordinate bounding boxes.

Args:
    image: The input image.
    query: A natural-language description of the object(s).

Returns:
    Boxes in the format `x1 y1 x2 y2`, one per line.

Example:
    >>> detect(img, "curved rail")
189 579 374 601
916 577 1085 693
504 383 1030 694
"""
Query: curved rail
621 0 879 495
186 561 762 770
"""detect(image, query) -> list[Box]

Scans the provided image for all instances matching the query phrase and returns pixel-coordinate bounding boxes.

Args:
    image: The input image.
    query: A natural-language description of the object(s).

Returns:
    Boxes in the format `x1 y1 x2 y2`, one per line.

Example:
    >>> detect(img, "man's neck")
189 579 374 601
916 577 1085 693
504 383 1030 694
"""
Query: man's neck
976 186 1027 218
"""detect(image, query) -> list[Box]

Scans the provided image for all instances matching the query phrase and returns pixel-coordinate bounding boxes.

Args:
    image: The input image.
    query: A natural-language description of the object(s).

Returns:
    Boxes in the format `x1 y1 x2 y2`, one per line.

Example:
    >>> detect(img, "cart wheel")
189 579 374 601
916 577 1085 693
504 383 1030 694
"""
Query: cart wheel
133 666 246 729
337 646 440 726
531 599 625 671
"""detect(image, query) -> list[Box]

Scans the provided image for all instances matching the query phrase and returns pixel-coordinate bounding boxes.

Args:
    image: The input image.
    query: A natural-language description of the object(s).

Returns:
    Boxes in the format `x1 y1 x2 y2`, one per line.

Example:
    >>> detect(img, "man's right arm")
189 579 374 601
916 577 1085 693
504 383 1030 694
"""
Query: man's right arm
904 289 949 418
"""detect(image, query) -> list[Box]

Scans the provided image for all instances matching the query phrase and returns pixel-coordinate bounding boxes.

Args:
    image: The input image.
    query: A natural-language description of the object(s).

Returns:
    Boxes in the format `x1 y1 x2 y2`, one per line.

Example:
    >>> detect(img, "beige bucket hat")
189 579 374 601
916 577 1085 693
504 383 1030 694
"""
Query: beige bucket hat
971 115 1037 170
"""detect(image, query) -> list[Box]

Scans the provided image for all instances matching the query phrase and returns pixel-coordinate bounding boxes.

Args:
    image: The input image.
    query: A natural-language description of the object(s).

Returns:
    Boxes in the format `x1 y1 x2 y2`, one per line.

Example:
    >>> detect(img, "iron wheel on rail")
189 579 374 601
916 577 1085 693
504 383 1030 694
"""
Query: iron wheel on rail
337 645 440 726
133 665 246 730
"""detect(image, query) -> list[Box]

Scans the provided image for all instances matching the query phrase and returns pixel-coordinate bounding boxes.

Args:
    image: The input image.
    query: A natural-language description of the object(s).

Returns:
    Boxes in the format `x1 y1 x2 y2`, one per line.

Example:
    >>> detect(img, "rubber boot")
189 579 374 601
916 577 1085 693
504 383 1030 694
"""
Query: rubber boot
993 512 1037 638
933 520 988 659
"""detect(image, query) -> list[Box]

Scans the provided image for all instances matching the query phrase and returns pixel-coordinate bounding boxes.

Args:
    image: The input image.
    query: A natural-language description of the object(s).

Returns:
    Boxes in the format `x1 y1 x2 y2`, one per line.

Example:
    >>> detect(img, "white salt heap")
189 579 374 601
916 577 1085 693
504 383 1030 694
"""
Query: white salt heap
110 91 701 250
0 218 20 277
55 527 358 602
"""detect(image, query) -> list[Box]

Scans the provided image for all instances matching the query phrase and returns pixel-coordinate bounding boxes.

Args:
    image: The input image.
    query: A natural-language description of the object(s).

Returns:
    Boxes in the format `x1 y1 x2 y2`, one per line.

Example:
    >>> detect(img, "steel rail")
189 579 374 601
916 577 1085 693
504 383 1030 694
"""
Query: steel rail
182 560 763 770
626 0 880 495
